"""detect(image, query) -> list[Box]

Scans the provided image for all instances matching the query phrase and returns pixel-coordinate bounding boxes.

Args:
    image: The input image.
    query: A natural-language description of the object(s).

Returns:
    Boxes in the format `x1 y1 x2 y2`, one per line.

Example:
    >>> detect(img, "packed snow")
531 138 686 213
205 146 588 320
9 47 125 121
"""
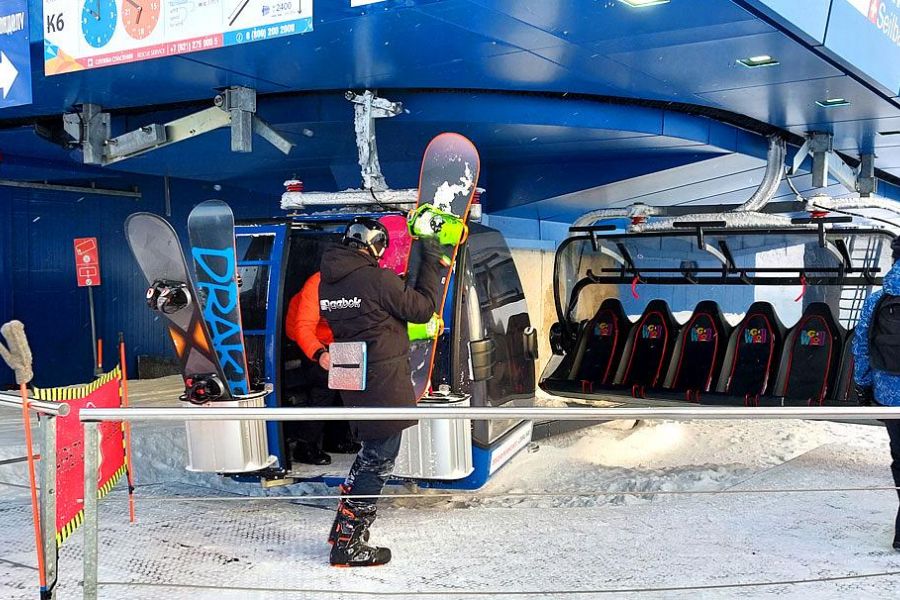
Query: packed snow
1 381 899 599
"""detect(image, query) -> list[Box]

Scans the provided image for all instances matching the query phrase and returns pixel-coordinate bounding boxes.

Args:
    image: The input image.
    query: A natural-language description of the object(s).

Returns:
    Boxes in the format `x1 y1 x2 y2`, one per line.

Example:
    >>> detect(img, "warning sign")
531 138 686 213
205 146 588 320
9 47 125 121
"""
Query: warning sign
74 237 101 287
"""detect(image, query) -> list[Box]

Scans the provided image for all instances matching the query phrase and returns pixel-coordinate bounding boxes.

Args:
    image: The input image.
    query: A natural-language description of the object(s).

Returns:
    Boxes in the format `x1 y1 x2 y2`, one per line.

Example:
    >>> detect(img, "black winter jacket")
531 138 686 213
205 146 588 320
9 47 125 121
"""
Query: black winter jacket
319 244 443 439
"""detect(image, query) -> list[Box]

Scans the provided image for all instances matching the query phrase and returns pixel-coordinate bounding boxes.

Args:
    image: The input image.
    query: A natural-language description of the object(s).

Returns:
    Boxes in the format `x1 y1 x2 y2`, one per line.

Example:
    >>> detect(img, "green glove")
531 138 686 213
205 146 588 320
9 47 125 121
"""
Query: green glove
408 314 444 341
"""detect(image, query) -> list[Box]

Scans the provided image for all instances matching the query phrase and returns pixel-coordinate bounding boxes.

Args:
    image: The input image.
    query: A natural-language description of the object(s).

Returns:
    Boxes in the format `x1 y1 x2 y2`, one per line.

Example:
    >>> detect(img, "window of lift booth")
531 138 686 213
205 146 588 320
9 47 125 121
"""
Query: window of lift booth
236 234 275 385
236 234 274 332
556 230 893 329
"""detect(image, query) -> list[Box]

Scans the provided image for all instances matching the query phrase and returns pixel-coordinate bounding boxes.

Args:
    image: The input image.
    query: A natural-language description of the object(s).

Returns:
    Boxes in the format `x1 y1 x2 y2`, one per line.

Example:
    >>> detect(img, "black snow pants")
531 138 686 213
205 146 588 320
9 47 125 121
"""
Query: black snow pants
343 434 403 507
884 419 900 544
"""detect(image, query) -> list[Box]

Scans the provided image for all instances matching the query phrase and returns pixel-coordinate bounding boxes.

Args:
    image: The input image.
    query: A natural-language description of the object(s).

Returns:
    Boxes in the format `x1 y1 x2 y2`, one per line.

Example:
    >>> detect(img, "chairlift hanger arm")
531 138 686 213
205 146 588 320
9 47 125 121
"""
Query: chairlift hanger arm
58 88 294 166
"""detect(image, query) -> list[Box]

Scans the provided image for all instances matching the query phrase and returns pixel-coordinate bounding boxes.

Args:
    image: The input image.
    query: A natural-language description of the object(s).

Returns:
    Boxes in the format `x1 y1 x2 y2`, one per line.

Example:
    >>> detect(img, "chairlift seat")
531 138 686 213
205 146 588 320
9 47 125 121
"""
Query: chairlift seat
665 301 731 394
774 303 844 404
615 300 677 389
717 302 785 398
570 298 631 386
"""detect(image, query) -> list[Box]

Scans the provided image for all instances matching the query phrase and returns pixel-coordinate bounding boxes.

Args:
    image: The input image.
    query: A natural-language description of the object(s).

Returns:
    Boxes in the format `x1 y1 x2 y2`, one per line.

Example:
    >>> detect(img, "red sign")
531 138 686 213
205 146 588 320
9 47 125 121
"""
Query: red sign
73 237 101 287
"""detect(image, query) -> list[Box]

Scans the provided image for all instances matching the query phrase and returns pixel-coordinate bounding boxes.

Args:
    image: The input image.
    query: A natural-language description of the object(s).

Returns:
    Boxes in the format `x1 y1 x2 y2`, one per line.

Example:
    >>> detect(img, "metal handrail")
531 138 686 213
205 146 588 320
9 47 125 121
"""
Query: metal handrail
0 392 70 417
80 405 900 422
79 403 900 599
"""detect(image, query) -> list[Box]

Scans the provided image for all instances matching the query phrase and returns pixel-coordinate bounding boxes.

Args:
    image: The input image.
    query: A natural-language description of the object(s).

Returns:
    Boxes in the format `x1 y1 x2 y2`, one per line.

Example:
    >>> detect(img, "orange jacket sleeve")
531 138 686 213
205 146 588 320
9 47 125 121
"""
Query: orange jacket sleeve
285 272 333 361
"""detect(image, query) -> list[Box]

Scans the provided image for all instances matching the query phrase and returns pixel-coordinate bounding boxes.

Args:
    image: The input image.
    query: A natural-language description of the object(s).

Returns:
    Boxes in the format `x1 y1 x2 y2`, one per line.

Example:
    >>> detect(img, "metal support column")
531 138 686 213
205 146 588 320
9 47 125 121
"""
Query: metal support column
87 287 98 377
82 422 99 600
39 416 58 599
346 90 404 190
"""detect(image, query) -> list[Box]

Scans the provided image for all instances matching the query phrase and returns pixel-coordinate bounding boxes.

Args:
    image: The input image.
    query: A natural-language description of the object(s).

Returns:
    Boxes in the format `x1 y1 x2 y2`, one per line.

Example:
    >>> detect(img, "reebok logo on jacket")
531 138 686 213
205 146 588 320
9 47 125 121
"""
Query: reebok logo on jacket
320 297 362 312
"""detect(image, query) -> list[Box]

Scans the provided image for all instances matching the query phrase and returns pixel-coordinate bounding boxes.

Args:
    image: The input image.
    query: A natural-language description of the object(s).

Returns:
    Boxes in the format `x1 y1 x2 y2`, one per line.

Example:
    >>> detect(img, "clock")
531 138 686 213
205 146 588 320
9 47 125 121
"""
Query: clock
81 0 118 49
122 0 161 40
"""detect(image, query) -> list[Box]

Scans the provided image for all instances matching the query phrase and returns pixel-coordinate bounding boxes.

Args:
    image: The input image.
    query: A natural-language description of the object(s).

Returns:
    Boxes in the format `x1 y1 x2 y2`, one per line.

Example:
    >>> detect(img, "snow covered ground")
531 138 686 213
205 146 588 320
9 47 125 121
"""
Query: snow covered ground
2 383 900 599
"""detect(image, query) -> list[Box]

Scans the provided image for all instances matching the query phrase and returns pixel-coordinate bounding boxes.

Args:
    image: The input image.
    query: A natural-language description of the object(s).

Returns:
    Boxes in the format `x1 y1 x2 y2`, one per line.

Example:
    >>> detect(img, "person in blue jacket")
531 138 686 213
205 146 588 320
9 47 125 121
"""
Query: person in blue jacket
853 236 900 551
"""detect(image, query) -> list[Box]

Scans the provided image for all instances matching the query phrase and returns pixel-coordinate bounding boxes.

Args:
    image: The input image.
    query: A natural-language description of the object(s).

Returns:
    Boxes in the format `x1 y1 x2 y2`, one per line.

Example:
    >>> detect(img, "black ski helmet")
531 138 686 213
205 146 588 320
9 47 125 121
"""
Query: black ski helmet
342 217 389 259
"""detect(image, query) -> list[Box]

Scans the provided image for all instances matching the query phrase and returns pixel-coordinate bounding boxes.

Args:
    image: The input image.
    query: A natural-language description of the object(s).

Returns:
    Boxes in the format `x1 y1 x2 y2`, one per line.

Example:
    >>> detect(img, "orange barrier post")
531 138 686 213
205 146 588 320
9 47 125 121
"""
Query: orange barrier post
118 333 136 523
19 383 47 590
96 338 103 374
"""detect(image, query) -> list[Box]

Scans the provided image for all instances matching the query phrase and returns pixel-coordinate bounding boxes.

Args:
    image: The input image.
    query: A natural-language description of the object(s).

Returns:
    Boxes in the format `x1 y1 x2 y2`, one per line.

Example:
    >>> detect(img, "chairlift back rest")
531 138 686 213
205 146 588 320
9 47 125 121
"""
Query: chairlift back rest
568 298 631 385
717 302 786 398
664 300 732 394
615 300 677 389
773 303 844 404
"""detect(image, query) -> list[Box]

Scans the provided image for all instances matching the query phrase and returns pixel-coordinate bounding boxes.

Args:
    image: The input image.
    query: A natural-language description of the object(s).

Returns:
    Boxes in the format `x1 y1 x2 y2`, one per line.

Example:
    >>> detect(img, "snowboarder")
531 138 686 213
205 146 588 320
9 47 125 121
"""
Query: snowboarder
319 217 445 567
285 271 360 465
853 236 900 551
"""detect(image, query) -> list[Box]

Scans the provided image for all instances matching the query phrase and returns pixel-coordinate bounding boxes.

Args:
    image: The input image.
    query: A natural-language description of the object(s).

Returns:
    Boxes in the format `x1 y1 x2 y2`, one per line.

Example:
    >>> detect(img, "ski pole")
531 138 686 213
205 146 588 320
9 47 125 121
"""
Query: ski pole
118 332 136 524
0 321 47 593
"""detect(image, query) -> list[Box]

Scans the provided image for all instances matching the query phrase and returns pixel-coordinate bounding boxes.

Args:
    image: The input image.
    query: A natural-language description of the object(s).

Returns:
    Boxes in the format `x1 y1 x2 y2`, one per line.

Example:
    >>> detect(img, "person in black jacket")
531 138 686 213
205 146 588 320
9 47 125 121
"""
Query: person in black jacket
319 216 444 567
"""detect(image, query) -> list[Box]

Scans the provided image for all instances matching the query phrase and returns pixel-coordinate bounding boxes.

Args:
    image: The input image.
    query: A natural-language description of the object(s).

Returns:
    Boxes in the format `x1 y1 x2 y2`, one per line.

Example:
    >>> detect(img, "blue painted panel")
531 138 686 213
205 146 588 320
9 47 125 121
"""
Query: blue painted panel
824 0 900 95
608 31 841 95
0 191 11 385
741 0 832 43
788 116 900 155
487 153 725 220
469 0 764 46
698 75 900 128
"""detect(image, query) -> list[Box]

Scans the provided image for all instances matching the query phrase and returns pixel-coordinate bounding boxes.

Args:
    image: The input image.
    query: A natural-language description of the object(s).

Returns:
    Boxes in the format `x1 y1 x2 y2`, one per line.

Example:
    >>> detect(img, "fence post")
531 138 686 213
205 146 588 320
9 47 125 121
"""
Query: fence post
39 416 58 599
82 422 99 600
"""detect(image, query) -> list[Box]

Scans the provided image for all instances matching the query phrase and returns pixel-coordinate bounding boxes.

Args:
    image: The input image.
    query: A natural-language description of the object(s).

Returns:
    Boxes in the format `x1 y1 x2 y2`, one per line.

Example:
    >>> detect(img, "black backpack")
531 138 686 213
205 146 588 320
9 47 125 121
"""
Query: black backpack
869 294 900 374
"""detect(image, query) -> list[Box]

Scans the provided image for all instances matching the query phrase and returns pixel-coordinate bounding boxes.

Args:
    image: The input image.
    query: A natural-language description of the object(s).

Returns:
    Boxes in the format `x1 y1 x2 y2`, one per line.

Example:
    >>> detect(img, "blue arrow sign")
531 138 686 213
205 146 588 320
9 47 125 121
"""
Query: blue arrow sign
0 0 31 109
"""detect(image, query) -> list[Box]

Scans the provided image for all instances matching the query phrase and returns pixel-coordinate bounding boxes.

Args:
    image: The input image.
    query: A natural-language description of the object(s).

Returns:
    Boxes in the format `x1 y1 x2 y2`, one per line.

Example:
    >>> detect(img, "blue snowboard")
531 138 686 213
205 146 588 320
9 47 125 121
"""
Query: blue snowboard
187 200 251 396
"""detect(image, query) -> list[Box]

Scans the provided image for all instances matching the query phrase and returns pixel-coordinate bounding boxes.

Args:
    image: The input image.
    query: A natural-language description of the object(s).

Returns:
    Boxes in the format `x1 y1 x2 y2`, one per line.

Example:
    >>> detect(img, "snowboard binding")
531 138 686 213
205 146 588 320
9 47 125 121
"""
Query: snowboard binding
180 373 226 404
407 203 468 246
146 280 192 314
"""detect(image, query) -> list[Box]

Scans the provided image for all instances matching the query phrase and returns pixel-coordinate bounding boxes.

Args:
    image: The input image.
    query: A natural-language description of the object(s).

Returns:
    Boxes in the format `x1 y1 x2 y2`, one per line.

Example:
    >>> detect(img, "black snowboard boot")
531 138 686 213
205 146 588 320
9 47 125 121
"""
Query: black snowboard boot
329 502 391 567
327 485 369 545
326 498 368 545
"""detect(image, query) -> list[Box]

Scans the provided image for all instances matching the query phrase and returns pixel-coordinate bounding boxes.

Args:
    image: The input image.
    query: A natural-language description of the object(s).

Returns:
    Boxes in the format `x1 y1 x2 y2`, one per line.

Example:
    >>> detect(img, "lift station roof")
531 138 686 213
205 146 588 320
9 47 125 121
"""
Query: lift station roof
2 0 900 217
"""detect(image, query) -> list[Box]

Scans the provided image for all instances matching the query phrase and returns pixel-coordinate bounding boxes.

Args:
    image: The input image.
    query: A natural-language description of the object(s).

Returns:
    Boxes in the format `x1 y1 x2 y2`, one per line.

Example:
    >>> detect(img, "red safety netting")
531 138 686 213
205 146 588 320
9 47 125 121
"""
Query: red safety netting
33 367 127 546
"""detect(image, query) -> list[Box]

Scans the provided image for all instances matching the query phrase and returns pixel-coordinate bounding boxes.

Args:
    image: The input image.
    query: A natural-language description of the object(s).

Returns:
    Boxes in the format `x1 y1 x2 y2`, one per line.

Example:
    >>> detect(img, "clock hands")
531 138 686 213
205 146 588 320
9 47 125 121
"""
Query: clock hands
125 0 143 24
